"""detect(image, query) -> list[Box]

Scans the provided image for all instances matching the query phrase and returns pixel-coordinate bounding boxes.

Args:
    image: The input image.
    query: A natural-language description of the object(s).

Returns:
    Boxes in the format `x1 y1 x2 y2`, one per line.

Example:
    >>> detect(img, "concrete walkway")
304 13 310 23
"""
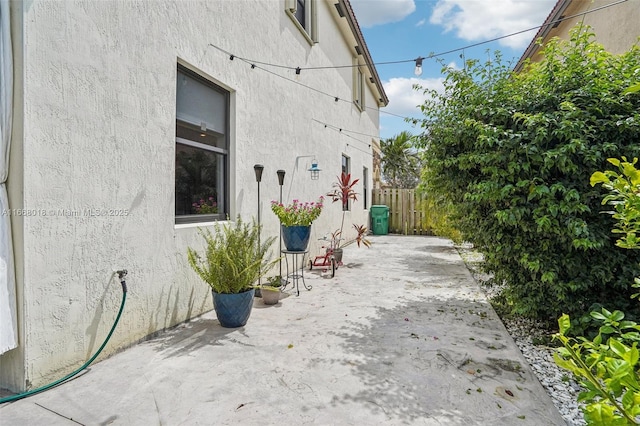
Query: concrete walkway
1 235 566 425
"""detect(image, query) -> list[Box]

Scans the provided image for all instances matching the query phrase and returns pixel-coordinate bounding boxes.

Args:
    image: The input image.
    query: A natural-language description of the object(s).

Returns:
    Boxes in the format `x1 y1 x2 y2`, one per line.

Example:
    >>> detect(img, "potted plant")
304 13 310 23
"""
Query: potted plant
326 173 371 263
187 216 277 328
328 224 371 263
261 275 284 305
192 196 218 214
271 197 324 251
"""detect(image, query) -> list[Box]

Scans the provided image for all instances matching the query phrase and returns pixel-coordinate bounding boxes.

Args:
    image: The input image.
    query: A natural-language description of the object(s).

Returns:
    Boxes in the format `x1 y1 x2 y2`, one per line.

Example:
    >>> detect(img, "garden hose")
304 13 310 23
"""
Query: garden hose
0 270 128 404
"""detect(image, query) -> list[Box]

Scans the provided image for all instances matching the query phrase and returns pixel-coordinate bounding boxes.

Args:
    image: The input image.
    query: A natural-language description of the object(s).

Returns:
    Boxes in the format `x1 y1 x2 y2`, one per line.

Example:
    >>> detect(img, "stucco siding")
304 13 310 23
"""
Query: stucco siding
524 0 639 67
1 0 382 391
555 0 639 55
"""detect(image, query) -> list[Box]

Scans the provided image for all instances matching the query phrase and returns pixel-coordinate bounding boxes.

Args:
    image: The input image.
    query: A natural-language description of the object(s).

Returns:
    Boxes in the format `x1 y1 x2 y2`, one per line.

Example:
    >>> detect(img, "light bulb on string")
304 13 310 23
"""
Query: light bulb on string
414 57 424 77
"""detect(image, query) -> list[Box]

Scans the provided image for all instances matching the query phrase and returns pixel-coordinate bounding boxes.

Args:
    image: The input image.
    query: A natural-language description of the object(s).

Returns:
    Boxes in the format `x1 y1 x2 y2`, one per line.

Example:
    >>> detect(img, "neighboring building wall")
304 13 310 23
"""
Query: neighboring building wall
0 0 385 391
515 0 640 71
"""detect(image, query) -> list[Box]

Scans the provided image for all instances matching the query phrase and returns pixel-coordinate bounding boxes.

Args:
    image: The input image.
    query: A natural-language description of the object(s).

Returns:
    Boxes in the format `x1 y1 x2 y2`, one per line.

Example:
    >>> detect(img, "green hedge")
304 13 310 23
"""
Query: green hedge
415 26 640 319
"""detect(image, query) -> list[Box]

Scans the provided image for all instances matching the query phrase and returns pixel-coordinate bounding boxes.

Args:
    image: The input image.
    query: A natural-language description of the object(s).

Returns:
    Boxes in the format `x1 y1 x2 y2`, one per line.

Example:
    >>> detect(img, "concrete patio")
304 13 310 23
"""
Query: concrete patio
0 235 565 425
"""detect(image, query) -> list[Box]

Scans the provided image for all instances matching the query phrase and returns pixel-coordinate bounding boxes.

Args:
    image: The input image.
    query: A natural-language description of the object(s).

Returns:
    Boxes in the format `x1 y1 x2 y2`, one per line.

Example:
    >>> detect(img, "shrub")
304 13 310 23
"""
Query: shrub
554 310 640 425
554 156 640 425
415 26 640 319
187 217 277 294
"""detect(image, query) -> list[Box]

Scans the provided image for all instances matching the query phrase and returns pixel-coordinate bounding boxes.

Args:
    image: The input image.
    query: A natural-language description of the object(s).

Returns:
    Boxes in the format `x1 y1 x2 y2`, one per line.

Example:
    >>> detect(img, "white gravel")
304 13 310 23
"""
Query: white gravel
501 317 586 426
457 244 586 426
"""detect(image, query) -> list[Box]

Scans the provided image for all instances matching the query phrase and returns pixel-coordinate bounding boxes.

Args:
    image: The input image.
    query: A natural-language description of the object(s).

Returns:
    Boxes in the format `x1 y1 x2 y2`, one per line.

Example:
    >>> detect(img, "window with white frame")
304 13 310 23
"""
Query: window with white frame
354 63 365 110
286 0 317 42
363 166 369 209
342 154 350 211
175 65 229 223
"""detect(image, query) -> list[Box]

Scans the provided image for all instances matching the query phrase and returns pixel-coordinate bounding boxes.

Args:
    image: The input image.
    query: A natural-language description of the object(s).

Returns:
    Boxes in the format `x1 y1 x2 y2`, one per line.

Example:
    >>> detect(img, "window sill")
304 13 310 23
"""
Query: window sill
175 219 230 230
286 10 315 45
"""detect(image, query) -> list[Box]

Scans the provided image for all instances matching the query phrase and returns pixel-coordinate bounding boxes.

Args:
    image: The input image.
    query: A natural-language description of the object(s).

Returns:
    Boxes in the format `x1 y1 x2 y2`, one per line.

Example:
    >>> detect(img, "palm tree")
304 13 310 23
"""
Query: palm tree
380 131 421 188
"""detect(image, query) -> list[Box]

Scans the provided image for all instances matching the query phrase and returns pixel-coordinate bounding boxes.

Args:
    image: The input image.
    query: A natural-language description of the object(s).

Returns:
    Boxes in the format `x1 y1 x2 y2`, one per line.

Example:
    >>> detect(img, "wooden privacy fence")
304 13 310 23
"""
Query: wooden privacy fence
372 188 432 235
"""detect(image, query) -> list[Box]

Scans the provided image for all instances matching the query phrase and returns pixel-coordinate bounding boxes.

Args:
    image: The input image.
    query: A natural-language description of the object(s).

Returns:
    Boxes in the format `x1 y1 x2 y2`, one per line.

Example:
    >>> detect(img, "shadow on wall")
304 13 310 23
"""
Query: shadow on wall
85 273 123 359
146 277 211 341
86 264 211 361
236 188 244 220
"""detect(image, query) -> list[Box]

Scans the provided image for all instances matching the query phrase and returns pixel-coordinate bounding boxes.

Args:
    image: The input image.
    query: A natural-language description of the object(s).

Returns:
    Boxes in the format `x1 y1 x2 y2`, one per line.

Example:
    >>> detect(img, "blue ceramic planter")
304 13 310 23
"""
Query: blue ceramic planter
211 288 255 328
281 225 311 251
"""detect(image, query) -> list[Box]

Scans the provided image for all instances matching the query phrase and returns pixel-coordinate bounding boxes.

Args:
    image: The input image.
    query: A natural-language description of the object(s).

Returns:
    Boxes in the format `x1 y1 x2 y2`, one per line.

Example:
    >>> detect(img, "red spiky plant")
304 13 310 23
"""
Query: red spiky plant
326 172 371 249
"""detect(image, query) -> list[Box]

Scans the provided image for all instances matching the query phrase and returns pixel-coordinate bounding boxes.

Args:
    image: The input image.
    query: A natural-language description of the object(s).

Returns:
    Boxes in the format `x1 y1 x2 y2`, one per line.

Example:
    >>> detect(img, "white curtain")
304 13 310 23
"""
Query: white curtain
0 0 16 355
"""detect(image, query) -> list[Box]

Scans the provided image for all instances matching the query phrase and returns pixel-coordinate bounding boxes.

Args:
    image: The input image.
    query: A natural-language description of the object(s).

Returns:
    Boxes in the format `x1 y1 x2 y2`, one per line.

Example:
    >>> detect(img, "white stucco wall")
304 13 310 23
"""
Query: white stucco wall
0 0 381 390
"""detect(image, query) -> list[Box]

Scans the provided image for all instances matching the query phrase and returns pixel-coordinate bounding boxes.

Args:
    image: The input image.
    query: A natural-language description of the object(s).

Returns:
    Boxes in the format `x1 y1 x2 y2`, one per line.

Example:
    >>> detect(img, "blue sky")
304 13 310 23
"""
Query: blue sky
349 0 557 140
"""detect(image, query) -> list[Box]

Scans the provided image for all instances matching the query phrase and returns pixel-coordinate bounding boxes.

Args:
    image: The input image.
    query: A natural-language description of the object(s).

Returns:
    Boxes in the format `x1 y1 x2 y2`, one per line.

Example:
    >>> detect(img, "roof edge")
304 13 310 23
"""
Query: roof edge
513 0 570 73
339 0 389 106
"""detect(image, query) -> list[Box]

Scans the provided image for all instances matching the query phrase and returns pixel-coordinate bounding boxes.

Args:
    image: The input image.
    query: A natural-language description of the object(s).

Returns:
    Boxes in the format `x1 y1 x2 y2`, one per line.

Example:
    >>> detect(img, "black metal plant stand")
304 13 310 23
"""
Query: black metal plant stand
281 249 311 296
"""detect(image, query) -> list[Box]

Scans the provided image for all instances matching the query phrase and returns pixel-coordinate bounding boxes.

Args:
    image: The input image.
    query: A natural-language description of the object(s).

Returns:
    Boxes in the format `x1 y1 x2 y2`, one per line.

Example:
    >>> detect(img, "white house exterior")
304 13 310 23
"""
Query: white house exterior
0 0 387 392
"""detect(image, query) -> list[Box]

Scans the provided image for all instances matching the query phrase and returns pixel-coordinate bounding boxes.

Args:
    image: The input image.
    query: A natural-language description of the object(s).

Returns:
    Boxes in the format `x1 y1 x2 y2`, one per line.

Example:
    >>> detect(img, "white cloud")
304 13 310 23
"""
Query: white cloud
429 0 556 49
381 76 444 118
416 18 426 27
350 0 416 28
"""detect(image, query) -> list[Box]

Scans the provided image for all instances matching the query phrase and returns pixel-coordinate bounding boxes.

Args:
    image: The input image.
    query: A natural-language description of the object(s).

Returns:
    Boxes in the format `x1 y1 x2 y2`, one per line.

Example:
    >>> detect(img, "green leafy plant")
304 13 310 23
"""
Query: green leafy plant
591 157 640 250
591 157 640 299
554 311 640 425
262 275 284 292
187 217 278 294
415 25 640 319
380 131 422 188
270 197 324 226
417 182 462 242
553 153 640 424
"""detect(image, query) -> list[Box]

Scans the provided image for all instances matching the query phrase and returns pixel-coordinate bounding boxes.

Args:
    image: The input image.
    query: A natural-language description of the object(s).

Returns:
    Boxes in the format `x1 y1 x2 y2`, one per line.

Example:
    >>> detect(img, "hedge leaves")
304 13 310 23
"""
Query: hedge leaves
415 26 640 319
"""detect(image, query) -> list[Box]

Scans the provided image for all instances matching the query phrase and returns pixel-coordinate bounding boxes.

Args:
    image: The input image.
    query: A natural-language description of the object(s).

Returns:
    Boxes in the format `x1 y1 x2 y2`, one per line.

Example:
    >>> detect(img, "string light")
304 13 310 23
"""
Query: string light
211 0 625 75
414 57 424 77
313 119 376 155
212 42 414 120
312 119 384 143
346 143 374 156
202 0 627 133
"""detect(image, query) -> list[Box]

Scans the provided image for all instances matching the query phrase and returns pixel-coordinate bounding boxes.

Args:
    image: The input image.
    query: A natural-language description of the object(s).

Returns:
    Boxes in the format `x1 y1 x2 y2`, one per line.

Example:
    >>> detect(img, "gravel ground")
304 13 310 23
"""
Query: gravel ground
457 244 586 426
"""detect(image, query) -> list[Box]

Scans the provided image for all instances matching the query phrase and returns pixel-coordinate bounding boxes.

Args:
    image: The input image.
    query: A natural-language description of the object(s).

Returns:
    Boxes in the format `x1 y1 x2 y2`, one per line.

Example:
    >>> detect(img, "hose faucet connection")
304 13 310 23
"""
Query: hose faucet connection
116 269 128 293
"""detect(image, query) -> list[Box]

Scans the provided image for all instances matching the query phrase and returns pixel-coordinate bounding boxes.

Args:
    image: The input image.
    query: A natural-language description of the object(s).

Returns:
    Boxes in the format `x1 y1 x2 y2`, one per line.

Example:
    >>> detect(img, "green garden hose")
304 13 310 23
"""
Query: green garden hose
0 271 128 404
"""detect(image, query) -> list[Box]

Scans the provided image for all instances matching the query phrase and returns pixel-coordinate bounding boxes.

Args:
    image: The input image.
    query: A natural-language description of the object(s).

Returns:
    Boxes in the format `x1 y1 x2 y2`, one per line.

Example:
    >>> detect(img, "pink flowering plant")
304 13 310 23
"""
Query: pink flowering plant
192 197 218 214
270 197 324 226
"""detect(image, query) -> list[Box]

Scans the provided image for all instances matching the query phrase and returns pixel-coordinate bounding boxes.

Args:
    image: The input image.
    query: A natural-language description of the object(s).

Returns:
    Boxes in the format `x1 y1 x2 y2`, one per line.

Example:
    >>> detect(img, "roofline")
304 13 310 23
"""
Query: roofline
513 0 570 73
338 0 389 106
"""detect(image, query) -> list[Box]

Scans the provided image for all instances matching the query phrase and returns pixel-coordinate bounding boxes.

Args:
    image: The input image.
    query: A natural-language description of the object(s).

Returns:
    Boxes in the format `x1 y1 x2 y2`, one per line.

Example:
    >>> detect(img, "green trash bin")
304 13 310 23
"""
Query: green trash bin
370 205 389 235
